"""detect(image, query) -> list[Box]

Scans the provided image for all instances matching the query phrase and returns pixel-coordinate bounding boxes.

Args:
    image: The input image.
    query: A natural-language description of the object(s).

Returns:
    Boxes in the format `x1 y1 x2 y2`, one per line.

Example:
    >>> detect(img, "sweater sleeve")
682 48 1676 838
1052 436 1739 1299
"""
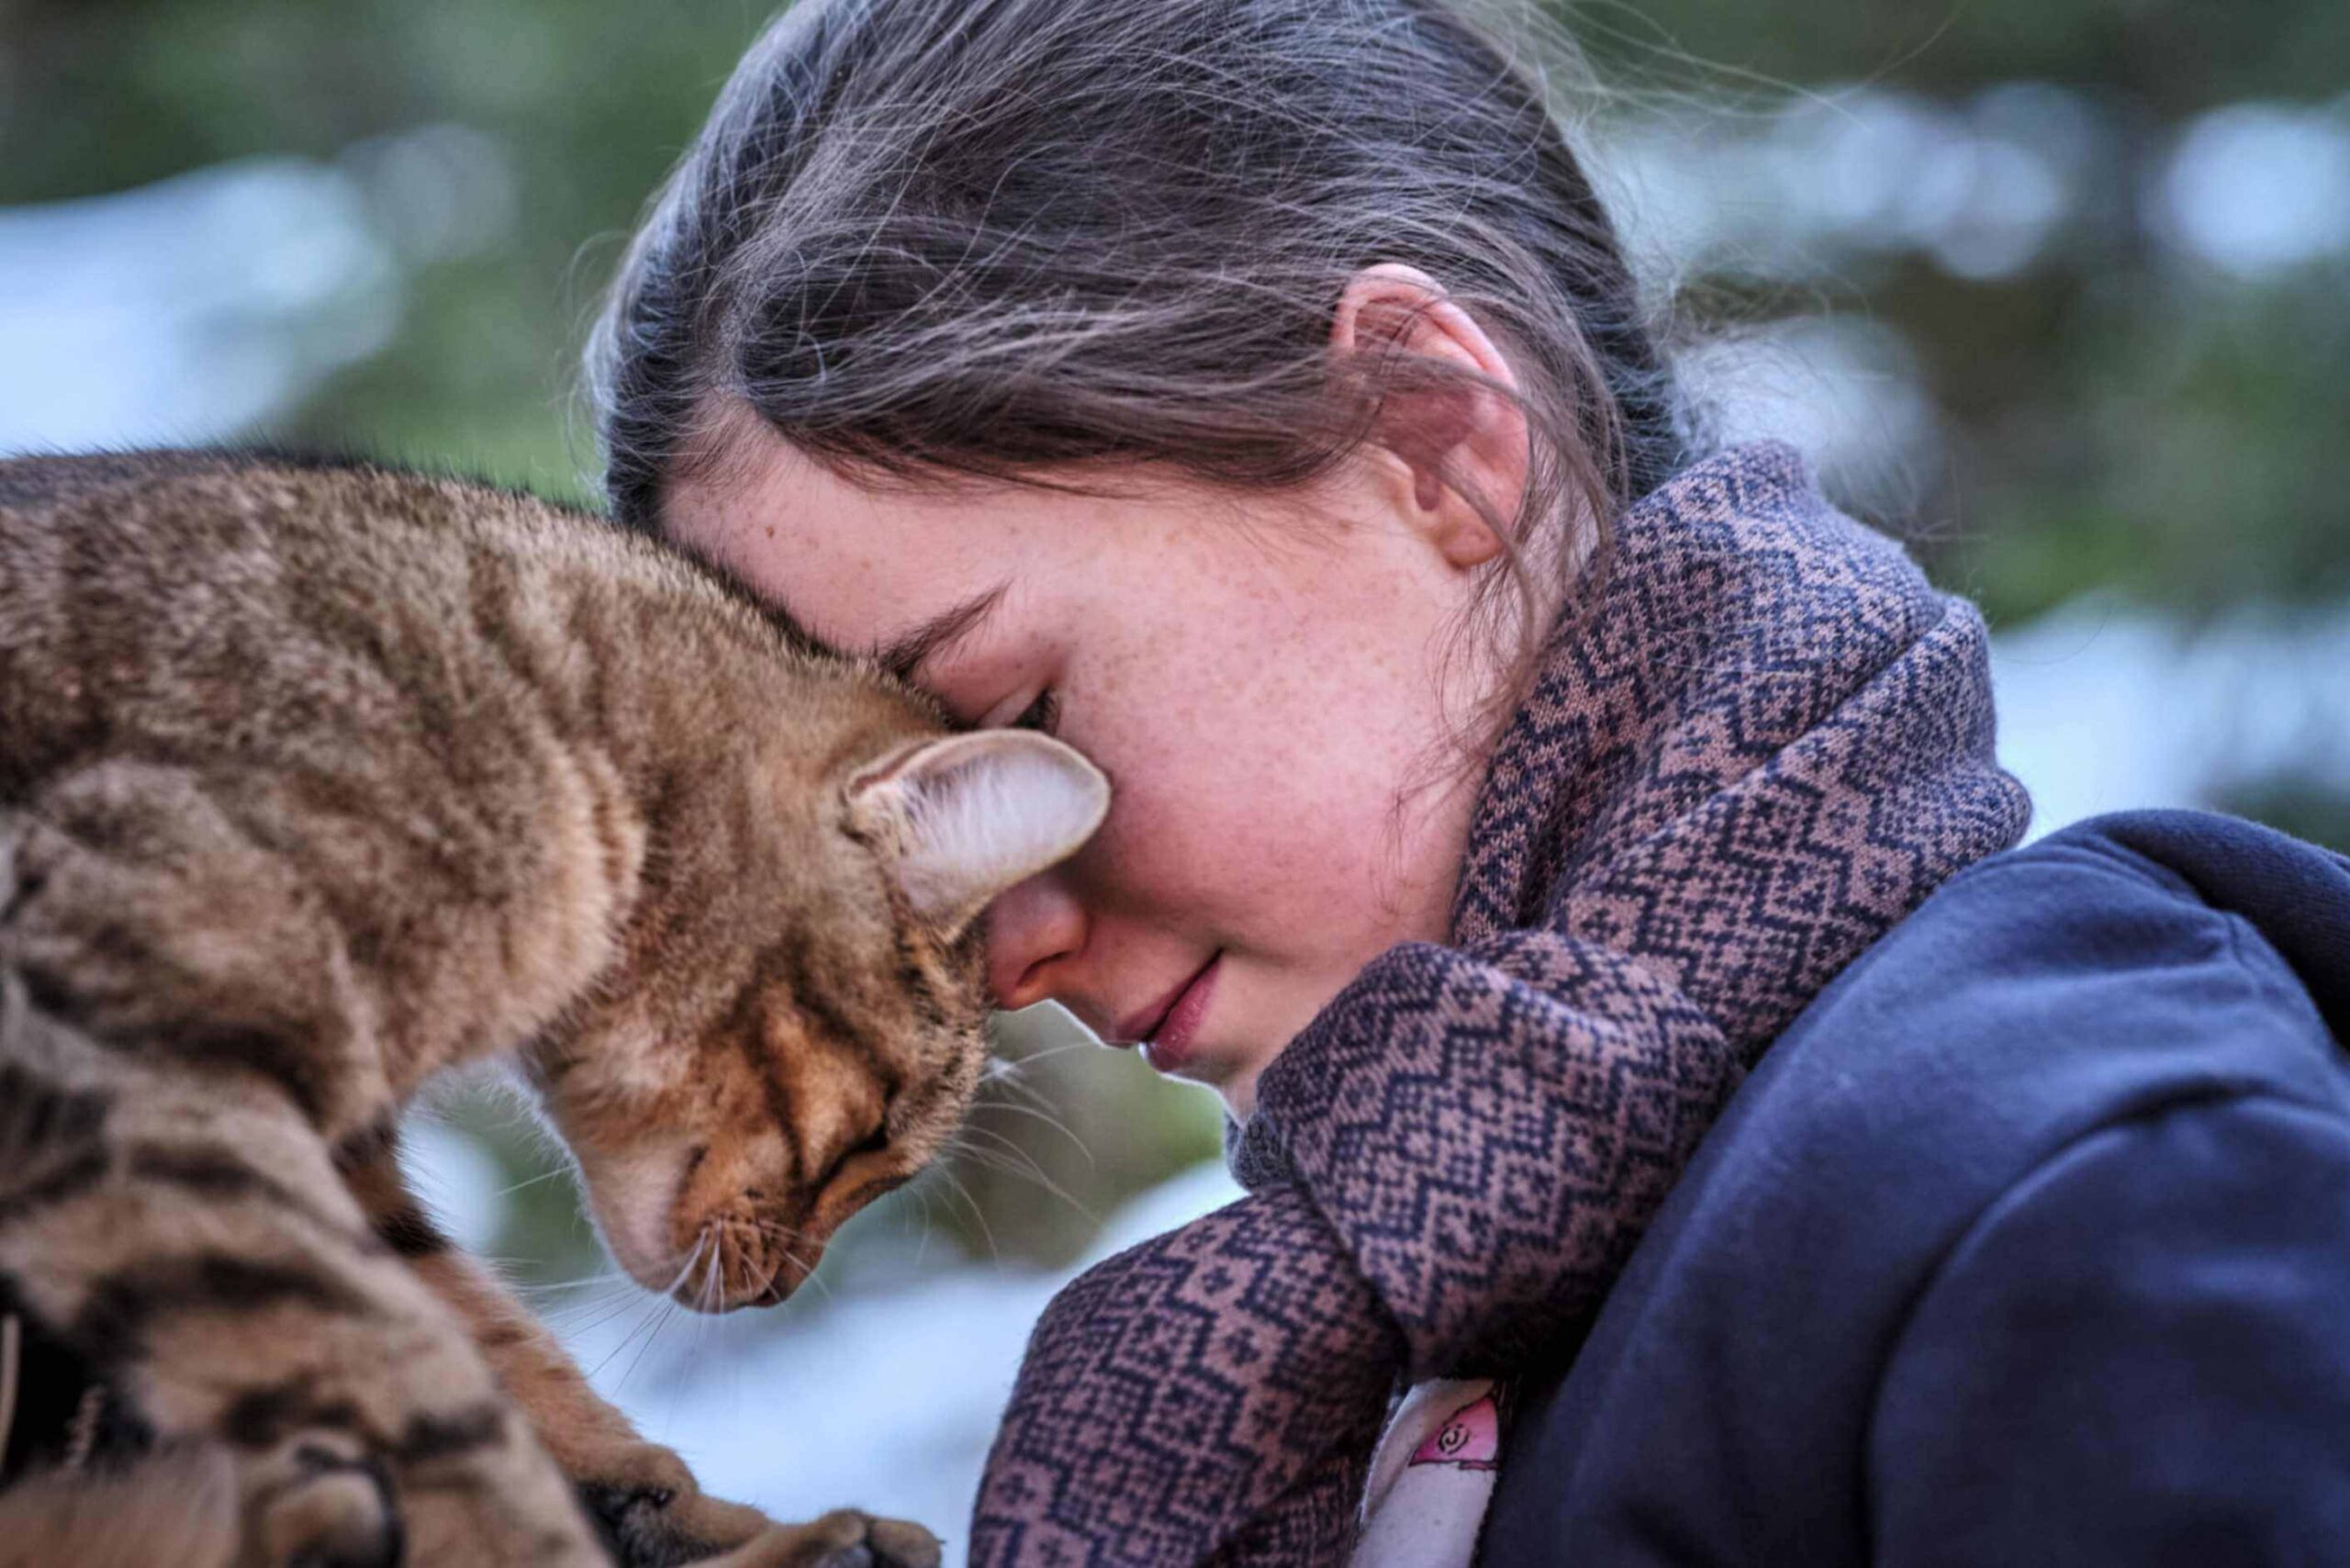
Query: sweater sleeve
1866 1092 2350 1566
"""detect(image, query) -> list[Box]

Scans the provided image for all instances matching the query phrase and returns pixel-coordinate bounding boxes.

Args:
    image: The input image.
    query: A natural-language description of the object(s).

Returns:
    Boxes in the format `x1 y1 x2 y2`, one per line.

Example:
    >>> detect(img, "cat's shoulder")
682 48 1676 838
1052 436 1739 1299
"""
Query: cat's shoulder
0 445 572 530
0 443 831 675
0 445 381 509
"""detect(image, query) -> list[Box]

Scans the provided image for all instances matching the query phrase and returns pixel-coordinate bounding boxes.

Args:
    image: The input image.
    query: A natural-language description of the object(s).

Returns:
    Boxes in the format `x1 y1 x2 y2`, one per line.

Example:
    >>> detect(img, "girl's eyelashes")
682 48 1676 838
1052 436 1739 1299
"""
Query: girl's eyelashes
1009 687 1060 735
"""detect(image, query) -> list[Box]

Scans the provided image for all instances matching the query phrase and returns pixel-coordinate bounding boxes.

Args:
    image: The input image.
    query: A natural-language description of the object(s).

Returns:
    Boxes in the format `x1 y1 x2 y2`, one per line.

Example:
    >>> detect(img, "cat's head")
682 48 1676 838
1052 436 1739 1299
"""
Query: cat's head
531 720 1107 1310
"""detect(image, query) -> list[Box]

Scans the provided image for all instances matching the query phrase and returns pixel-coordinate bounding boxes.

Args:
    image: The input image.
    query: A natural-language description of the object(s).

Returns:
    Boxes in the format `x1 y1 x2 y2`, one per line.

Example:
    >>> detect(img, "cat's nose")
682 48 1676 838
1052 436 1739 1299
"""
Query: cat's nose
984 870 1086 1011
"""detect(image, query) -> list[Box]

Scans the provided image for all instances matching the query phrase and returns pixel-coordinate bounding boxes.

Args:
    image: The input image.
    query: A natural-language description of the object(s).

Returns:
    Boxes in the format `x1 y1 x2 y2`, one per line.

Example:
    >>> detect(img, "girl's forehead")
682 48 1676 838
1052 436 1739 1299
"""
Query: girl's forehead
664 416 1363 656
675 419 1033 550
664 429 1074 656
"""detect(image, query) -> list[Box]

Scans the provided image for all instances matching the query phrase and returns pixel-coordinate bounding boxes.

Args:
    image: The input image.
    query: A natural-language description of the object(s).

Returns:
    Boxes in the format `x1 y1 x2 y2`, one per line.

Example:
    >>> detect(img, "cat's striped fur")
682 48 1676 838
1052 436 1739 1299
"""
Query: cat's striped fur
0 453 1107 1566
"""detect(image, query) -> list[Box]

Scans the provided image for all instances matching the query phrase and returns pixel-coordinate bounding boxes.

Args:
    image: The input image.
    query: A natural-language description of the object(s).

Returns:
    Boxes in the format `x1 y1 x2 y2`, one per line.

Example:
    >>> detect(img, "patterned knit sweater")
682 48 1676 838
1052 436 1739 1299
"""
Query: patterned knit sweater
971 442 2033 1564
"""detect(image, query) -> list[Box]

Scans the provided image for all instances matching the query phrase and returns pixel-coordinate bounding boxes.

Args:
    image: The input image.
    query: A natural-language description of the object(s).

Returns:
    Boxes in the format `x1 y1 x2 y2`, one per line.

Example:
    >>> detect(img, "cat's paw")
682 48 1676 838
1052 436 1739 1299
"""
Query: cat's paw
576 1439 767 1566
716 1510 943 1568
243 1431 402 1568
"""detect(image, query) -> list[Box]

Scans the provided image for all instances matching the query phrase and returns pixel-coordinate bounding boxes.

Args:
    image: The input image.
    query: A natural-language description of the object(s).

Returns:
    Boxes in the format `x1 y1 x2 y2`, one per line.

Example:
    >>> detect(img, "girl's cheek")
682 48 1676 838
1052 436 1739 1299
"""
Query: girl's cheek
1078 816 1205 920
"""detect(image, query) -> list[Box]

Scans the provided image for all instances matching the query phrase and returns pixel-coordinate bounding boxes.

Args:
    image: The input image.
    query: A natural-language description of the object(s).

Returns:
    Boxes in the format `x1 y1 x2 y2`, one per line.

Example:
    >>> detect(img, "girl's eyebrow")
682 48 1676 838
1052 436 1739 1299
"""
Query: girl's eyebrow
872 581 1010 683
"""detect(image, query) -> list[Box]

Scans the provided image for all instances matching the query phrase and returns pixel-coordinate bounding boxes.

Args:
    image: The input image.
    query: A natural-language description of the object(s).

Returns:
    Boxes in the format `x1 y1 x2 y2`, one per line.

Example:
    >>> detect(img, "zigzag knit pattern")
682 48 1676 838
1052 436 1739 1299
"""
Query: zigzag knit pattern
971 442 2033 1564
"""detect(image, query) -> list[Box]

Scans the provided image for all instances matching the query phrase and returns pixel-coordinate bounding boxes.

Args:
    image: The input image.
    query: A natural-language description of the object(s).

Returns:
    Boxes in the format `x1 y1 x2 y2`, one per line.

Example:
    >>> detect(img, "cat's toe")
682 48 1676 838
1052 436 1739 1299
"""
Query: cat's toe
580 1457 767 1567
248 1435 401 1568
862 1517 943 1568
770 1509 941 1568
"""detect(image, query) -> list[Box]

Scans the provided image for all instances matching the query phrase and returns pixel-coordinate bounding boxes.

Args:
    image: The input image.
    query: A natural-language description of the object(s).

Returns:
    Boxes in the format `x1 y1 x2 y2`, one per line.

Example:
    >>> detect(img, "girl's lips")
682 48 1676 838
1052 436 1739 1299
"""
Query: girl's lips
1139 954 1220 1077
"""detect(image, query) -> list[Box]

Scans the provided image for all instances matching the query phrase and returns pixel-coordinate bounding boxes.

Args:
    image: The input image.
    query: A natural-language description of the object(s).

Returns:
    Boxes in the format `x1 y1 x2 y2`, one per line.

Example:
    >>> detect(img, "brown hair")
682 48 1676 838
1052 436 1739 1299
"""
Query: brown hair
589 0 1682 713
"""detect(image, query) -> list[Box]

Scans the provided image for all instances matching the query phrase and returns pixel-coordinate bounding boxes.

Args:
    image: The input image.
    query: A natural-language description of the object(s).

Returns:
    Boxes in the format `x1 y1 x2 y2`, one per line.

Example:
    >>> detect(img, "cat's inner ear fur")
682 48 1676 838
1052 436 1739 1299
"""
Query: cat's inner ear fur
846 731 1110 940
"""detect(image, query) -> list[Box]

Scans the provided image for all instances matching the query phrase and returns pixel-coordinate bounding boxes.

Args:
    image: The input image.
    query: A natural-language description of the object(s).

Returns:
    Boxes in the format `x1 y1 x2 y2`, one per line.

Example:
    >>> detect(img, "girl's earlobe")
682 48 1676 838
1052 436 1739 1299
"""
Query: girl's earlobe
1331 263 1525 570
1382 406 1509 570
845 731 1111 941
1420 480 1508 570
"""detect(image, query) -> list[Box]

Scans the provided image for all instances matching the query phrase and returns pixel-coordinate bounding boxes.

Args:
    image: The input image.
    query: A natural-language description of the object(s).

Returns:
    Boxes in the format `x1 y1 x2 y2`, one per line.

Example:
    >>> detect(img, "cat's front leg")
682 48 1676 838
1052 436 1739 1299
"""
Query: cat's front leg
337 1126 942 1567
700 1511 943 1568
0 1005 608 1567
0 765 392 1137
339 1122 776 1561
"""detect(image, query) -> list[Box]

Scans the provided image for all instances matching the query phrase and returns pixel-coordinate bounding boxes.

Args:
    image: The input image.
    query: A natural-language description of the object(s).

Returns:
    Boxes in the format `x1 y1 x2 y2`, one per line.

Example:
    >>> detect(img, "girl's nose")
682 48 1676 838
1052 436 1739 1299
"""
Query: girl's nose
984 871 1088 1011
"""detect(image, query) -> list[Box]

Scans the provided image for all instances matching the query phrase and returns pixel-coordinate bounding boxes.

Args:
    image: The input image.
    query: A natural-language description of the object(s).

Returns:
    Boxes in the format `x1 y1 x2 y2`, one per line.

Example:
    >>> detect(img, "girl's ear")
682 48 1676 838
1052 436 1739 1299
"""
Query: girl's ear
846 731 1111 940
1329 262 1528 569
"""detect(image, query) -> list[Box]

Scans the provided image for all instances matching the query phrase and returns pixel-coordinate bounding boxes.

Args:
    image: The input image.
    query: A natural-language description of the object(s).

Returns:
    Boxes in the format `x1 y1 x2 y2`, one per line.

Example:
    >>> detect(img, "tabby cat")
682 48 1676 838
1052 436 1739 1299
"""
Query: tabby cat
0 452 1109 1566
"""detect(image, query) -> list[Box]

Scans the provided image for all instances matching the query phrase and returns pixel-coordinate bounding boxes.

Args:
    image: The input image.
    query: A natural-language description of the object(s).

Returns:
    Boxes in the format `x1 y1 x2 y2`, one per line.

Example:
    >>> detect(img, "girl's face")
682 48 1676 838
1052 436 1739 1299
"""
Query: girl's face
663 272 1526 1117
666 440 1499 1117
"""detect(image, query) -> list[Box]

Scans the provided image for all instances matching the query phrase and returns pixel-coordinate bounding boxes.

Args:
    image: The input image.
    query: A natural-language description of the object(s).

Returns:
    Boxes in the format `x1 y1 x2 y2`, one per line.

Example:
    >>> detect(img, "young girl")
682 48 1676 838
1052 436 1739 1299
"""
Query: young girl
590 2 2350 1563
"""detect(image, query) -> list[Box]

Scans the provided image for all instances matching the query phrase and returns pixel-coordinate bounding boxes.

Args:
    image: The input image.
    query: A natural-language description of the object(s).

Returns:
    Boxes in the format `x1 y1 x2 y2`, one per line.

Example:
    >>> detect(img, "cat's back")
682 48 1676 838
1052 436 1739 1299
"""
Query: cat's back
0 447 665 633
0 449 803 799
0 449 901 1081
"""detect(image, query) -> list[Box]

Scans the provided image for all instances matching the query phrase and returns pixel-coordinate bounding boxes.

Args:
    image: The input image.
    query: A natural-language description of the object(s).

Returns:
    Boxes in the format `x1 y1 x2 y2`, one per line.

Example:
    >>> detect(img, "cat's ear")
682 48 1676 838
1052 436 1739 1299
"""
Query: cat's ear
845 731 1110 940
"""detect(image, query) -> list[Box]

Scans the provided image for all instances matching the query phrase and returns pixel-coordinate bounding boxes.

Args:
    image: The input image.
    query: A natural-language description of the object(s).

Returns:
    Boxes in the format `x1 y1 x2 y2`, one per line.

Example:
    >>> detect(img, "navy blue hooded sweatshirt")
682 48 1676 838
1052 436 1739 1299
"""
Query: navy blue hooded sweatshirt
1480 808 2350 1564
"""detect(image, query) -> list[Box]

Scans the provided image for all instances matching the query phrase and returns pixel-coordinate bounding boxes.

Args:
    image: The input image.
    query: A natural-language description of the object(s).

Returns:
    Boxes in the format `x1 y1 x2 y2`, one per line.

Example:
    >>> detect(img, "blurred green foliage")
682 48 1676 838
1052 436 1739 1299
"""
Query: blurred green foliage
1572 0 2350 110
0 0 771 498
1917 268 2350 624
4 0 2338 621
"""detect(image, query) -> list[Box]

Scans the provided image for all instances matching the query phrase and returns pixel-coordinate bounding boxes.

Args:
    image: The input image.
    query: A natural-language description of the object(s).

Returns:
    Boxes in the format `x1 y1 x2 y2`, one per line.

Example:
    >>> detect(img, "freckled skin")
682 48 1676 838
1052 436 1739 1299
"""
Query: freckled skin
668 432 1499 1117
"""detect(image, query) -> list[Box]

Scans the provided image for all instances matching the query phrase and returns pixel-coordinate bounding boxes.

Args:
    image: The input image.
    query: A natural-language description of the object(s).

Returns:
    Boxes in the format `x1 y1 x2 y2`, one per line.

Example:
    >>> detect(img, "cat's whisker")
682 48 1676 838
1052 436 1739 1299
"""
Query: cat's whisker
741 1215 823 1248
975 1068 1069 1114
926 1163 1002 1262
910 1184 937 1268
510 1281 633 1311
674 1231 714 1294
966 1098 1097 1167
946 1122 1065 1188
943 1133 1047 1191
583 1294 666 1381
683 1264 718 1370
586 1234 708 1380
979 1074 1067 1120
738 1220 834 1305
617 1296 680 1390
539 1296 630 1335
530 1269 649 1309
538 1295 645 1338
698 1244 723 1316
507 1262 638 1295
952 1119 1062 1182
946 1134 1101 1225
549 1284 663 1339
979 1058 1069 1095
984 1037 1102 1077
505 1276 640 1326
562 1258 684 1343
491 1167 576 1201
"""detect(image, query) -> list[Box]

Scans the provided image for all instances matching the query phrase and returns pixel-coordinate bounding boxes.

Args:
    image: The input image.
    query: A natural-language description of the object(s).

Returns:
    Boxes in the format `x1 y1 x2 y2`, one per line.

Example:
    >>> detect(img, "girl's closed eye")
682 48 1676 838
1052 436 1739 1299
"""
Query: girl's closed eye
1004 687 1060 736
